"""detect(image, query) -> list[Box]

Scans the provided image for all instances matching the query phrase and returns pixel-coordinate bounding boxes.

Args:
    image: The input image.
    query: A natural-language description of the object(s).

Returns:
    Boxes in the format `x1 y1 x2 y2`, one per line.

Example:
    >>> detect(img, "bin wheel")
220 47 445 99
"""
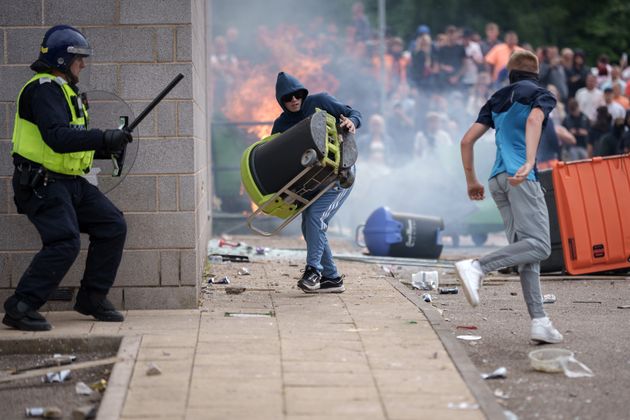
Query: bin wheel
339 166 356 188
301 149 318 167
472 233 488 246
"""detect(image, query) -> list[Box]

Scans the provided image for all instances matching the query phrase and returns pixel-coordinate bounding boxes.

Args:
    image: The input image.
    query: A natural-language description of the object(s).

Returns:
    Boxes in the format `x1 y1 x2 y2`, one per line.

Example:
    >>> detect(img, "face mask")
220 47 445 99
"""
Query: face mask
508 70 539 84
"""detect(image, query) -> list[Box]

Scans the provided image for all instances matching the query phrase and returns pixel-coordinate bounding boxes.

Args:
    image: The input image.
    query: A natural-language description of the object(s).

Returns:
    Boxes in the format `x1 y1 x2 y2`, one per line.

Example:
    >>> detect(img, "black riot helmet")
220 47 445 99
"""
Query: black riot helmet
31 25 92 78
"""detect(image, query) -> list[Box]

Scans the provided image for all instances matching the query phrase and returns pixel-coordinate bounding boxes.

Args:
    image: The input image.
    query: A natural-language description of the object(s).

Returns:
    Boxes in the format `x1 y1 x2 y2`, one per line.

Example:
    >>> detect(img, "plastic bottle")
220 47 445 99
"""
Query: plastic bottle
25 406 62 418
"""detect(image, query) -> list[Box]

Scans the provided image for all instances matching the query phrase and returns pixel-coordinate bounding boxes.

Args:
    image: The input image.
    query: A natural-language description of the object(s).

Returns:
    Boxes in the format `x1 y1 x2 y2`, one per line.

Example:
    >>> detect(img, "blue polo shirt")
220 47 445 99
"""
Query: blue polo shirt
476 79 556 181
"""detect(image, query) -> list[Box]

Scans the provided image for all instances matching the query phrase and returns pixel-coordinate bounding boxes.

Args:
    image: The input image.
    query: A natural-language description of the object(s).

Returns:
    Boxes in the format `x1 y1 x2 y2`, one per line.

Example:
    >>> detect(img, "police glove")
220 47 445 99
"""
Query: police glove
103 129 132 153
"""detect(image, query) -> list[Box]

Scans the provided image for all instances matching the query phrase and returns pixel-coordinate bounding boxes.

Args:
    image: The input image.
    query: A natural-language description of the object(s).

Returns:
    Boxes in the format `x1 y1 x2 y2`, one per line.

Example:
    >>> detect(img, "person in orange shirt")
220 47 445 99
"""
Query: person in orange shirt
612 84 630 109
484 31 524 83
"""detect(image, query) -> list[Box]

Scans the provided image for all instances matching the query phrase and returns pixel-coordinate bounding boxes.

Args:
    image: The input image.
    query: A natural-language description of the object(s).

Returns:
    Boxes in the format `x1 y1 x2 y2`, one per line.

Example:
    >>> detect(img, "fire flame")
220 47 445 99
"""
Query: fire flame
221 25 340 139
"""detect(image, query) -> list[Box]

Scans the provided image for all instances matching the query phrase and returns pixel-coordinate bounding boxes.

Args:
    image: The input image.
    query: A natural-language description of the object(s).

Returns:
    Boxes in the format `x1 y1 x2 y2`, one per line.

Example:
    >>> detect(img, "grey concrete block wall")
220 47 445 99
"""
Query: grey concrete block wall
43 0 118 26
0 1 42 26
1 104 10 140
6 28 48 64
0 31 4 66
0 0 211 310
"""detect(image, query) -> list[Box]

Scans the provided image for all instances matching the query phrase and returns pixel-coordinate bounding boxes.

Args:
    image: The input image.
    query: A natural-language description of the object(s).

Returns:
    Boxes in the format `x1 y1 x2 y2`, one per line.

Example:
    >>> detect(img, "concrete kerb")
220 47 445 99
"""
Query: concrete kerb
97 335 142 420
385 276 507 420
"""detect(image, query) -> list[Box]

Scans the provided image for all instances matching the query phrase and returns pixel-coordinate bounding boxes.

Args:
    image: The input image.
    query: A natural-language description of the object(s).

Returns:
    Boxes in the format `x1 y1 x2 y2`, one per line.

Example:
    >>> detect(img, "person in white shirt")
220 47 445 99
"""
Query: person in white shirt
604 87 626 122
575 74 605 123
461 29 484 90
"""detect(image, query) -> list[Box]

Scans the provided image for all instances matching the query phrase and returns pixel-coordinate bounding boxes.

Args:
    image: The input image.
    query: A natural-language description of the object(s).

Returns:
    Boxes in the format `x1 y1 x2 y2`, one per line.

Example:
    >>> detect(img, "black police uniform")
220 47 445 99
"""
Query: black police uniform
7 79 127 326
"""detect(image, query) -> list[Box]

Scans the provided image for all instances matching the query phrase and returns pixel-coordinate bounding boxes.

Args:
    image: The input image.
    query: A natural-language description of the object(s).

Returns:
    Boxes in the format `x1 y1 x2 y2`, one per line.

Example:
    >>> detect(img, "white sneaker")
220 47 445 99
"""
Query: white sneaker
531 317 564 344
454 259 483 307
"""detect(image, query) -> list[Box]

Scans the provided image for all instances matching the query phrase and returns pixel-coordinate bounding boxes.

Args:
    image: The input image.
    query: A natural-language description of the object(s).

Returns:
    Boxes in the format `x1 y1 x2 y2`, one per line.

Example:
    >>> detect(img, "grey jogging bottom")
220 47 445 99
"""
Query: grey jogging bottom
478 173 551 319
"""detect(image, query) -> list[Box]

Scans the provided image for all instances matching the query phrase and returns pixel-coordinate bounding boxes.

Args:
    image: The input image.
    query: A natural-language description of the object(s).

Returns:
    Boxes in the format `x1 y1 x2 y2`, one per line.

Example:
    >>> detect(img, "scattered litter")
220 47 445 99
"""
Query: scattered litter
407 320 418 324
2 358 117 385
209 254 250 263
381 265 396 277
421 293 432 302
529 348 594 378
510 292 518 296
438 287 458 294
225 286 246 294
572 300 601 304
146 362 162 376
345 327 380 332
75 381 93 396
218 238 241 247
482 366 507 380
208 255 223 264
499 308 514 311
447 402 480 410
237 267 251 276
456 335 482 341
255 247 270 255
456 325 478 330
43 369 71 383
504 410 519 420
25 406 62 418
209 276 230 285
225 311 274 318
411 270 439 290
72 404 97 420
12 354 76 374
617 305 630 309
52 353 76 363
543 294 557 304
431 352 438 359
494 388 510 399
89 379 107 392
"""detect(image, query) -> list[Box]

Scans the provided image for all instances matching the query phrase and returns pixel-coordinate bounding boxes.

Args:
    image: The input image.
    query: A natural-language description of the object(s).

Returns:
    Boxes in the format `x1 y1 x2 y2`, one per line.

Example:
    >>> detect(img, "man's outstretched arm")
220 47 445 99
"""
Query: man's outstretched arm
460 122 490 200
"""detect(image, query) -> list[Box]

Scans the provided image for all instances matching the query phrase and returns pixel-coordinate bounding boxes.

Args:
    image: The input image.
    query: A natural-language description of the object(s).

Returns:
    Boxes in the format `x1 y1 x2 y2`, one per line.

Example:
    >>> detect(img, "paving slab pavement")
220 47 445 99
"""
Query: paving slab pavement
0 236 504 419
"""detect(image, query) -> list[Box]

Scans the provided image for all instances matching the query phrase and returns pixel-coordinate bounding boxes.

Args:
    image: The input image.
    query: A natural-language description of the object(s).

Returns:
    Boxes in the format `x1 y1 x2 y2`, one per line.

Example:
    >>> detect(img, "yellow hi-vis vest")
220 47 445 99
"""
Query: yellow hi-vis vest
12 73 94 175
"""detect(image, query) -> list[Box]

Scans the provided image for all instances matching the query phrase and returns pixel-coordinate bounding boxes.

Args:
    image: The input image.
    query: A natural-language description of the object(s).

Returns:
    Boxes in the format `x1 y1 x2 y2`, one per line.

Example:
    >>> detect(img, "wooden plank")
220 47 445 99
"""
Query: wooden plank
0 356 120 384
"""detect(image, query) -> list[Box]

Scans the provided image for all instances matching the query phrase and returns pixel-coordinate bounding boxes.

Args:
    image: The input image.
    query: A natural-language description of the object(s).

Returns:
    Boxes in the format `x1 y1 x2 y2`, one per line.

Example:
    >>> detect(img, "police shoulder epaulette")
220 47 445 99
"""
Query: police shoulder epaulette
39 77 52 84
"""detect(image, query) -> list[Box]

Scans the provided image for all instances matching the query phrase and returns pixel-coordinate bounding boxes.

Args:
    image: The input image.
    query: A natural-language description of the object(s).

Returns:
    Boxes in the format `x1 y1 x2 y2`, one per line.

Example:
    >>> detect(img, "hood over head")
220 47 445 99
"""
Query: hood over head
275 72 309 112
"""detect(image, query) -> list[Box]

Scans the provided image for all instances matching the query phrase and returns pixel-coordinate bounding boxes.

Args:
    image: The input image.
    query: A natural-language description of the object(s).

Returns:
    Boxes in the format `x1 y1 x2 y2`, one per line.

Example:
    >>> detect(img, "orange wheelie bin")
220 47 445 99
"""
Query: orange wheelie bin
552 155 630 275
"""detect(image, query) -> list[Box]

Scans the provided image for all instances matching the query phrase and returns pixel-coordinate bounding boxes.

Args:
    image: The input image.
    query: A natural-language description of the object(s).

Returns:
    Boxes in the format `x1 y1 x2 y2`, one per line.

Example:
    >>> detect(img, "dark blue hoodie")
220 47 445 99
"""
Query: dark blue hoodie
271 72 362 134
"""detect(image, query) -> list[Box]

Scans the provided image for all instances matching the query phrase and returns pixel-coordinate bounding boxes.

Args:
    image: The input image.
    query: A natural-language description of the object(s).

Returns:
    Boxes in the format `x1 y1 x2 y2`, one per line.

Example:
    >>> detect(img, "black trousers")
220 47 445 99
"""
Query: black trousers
11 168 127 309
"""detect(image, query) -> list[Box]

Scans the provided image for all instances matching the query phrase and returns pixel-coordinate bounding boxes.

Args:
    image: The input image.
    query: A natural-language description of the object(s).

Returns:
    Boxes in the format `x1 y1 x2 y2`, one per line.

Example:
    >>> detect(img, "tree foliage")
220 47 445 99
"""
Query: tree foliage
365 0 630 64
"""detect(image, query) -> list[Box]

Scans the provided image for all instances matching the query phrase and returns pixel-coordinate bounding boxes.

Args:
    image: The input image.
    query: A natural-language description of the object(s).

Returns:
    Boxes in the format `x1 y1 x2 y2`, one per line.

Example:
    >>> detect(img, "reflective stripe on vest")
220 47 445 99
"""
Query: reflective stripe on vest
12 73 94 175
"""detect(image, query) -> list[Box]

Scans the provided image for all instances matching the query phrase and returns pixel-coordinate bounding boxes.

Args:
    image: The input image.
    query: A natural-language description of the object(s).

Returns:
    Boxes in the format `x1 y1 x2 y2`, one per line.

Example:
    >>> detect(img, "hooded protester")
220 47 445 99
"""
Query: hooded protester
272 72 361 134
271 72 362 294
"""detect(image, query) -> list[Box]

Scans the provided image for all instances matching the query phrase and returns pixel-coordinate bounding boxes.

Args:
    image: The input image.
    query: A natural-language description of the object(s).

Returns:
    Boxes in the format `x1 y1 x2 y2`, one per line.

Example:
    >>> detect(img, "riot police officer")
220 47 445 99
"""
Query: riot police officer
2 25 130 331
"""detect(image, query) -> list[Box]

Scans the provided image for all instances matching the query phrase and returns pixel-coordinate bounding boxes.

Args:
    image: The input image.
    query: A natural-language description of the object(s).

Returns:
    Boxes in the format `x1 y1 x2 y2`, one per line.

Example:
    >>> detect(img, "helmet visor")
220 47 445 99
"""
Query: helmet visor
67 45 92 56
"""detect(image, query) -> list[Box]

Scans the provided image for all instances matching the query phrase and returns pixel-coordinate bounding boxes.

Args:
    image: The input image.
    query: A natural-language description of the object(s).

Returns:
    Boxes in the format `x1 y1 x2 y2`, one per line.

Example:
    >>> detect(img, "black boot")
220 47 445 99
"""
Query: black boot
74 289 124 322
3 296 52 331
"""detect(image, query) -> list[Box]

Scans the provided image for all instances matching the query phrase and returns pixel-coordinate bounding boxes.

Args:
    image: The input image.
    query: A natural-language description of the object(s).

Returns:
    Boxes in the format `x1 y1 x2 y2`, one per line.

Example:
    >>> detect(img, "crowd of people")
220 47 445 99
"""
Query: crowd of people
211 2 630 197
341 15 630 168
